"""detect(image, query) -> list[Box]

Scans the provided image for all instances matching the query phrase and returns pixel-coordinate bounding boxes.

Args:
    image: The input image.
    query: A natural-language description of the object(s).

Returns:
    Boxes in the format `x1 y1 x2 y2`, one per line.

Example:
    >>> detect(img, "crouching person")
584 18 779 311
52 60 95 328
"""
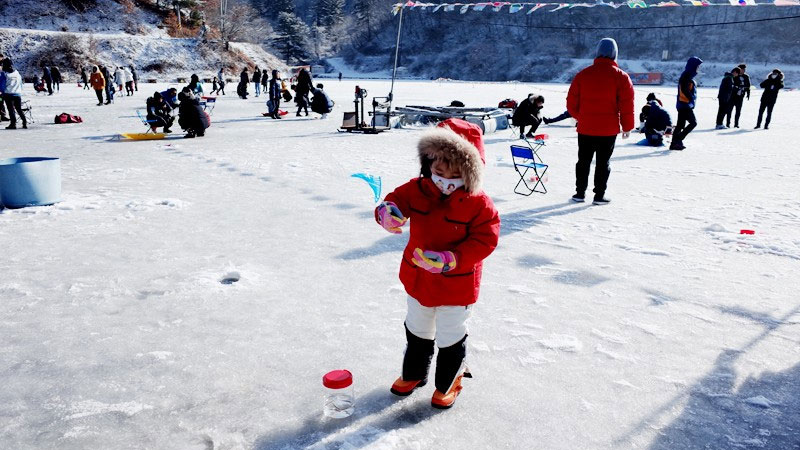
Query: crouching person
375 118 500 409
146 92 173 133
310 83 334 119
643 99 672 146
177 87 209 138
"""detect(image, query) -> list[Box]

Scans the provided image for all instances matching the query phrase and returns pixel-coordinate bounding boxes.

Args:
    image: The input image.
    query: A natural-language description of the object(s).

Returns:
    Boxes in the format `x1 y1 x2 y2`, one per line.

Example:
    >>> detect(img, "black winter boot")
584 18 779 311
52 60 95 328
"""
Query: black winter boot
432 335 471 409
434 335 467 394
391 324 435 396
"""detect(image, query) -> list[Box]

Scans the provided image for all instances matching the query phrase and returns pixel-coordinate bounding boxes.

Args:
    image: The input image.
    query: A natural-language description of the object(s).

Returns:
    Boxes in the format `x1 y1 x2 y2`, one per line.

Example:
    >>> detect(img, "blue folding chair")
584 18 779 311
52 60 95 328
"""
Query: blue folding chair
200 96 216 114
136 110 159 133
510 134 549 196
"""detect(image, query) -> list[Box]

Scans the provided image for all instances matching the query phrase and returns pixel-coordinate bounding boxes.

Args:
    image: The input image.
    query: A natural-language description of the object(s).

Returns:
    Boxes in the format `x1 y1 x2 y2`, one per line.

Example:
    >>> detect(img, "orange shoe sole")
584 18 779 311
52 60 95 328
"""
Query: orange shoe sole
390 378 427 396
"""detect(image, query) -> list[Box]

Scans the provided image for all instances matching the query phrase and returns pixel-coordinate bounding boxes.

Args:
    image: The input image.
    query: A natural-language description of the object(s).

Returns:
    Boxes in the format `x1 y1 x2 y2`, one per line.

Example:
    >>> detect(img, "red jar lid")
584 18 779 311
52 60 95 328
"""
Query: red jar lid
323 370 353 389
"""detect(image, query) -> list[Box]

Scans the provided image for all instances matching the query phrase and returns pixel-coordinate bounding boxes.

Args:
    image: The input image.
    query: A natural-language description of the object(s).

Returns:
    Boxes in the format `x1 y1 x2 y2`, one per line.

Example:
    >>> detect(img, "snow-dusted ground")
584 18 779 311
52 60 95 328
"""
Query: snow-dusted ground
1 78 798 450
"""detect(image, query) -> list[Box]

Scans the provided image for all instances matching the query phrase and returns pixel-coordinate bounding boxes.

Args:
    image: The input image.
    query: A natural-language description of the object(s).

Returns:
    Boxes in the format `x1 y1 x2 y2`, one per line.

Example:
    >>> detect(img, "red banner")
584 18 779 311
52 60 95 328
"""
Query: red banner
629 72 664 85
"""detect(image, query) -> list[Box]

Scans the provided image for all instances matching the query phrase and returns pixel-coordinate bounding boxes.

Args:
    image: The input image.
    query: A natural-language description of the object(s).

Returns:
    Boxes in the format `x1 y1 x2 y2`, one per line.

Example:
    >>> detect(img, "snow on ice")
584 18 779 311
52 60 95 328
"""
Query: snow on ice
0 78 798 449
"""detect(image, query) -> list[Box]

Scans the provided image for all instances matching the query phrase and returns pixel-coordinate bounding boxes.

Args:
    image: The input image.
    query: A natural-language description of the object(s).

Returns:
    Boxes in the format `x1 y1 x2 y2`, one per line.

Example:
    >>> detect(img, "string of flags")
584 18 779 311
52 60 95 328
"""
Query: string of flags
392 0 800 14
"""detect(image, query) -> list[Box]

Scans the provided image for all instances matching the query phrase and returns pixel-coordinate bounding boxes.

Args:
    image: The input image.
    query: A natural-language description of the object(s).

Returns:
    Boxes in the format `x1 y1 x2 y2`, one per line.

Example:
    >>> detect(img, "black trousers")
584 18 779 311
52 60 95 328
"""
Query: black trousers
0 95 7 118
730 95 745 126
716 99 731 126
576 134 616 198
2 94 26 126
94 89 104 104
45 80 53 94
756 101 775 127
519 117 541 136
674 108 697 143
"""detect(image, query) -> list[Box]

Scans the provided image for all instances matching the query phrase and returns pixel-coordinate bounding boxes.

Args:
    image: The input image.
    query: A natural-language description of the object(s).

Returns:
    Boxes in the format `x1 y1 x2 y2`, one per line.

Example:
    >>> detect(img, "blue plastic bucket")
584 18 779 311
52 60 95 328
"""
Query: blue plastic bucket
0 157 62 208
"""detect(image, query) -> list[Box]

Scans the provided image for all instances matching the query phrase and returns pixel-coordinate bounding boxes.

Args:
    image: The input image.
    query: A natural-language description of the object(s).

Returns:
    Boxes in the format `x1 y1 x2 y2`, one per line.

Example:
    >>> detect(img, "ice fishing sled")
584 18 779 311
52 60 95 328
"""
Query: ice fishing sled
119 133 166 140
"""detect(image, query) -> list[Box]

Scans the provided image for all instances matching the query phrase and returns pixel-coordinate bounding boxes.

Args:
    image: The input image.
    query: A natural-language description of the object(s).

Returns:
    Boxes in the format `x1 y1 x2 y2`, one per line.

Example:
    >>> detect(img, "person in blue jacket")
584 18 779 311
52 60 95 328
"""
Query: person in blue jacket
671 56 702 151
160 87 179 112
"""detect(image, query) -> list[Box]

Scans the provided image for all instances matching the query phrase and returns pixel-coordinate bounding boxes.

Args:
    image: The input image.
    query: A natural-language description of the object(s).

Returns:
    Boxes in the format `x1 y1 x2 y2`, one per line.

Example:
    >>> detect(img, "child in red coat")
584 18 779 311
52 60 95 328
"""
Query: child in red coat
375 118 500 409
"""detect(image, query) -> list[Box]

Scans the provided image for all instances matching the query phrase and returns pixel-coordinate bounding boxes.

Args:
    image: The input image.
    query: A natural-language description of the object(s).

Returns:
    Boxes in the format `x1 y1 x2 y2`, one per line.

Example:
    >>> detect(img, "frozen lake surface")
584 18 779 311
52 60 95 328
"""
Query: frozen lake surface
1 79 798 449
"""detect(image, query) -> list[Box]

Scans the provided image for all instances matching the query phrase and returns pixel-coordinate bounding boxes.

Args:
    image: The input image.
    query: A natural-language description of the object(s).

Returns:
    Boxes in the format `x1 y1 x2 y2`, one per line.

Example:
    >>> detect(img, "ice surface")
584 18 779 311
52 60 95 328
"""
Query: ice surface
0 79 798 449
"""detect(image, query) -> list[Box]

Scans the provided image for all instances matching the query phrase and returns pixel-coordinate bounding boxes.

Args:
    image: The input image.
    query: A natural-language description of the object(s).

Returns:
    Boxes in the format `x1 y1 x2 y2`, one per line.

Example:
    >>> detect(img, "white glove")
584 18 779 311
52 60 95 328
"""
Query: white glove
622 131 631 139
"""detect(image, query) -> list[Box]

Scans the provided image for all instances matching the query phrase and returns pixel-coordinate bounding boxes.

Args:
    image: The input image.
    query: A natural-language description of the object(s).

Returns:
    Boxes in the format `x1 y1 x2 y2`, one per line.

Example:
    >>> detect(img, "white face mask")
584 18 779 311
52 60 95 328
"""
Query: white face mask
770 74 777 79
431 173 465 196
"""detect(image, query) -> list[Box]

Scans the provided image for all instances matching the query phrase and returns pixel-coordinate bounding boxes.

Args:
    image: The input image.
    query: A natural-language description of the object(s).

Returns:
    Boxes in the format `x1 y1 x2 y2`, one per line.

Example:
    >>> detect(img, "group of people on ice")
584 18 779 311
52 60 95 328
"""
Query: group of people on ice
715 64 784 131
210 66 333 120
86 64 139 105
144 73 209 138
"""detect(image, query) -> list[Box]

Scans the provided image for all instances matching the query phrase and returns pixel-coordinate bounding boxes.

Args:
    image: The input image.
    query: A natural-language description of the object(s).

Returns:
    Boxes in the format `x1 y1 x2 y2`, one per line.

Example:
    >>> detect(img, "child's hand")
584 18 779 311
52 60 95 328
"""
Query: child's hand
411 248 456 274
375 201 407 234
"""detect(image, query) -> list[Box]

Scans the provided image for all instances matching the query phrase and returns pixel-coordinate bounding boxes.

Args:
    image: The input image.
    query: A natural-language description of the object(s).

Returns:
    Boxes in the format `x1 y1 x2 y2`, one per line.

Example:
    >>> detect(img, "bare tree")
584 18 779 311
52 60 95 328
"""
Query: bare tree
204 0 269 47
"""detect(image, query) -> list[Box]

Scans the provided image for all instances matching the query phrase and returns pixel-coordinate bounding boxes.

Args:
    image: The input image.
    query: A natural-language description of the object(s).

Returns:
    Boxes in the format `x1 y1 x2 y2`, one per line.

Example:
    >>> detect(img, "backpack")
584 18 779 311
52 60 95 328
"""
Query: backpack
54 113 83 124
498 98 517 109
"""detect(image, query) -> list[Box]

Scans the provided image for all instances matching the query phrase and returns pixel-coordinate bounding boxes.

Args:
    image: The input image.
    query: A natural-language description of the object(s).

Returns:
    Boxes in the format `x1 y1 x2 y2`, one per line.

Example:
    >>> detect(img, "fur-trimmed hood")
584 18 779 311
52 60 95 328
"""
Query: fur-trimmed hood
417 124 485 194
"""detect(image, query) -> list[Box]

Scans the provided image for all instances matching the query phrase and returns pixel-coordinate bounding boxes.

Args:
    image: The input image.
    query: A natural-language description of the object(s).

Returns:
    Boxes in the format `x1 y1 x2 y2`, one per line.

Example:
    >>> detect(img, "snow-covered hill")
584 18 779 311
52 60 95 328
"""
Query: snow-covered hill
0 0 166 35
0 0 288 81
0 27 287 82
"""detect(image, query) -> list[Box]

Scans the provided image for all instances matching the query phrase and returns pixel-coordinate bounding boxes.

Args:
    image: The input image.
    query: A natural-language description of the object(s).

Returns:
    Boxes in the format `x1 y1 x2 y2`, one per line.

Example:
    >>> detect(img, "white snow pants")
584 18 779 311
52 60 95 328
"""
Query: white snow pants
405 296 472 348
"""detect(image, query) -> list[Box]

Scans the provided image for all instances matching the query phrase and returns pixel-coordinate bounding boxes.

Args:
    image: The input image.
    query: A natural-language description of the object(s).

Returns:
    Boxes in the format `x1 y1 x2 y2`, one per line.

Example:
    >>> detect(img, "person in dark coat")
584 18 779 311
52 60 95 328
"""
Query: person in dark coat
643 100 672 146
101 65 114 104
268 69 282 119
51 66 62 92
237 68 249 99
130 66 138 91
42 65 53 95
260 68 269 95
146 91 173 133
177 87 209 138
512 93 545 139
252 67 261 97
80 67 89 90
755 69 784 130
730 63 751 128
715 68 738 129
294 68 314 116
310 83 334 118
671 56 702 151
638 93 662 131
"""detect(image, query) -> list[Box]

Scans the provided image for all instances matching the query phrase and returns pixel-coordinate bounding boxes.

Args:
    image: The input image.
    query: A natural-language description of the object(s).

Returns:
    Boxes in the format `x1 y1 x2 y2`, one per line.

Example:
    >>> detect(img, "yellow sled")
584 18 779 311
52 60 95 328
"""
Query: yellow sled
120 133 166 140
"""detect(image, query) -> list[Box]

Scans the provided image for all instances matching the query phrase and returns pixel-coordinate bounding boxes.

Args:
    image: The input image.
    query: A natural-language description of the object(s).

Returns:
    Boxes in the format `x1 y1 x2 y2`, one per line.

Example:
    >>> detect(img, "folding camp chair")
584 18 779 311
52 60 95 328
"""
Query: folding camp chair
20 100 35 124
510 134 549 196
200 96 216 114
136 109 159 134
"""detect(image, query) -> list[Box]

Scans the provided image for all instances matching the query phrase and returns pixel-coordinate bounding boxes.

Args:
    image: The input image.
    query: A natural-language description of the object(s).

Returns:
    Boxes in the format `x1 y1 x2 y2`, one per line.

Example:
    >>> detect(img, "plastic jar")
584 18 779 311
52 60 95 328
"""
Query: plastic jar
322 370 355 418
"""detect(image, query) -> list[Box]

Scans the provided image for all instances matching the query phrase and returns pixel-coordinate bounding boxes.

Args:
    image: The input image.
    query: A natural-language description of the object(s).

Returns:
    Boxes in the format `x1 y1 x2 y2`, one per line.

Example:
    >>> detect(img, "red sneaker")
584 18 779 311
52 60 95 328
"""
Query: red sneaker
390 377 427 396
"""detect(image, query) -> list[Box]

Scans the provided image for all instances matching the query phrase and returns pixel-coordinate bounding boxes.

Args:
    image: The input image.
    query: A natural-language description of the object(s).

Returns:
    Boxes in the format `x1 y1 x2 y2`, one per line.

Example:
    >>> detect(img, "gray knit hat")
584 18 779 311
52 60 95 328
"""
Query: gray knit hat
596 38 618 61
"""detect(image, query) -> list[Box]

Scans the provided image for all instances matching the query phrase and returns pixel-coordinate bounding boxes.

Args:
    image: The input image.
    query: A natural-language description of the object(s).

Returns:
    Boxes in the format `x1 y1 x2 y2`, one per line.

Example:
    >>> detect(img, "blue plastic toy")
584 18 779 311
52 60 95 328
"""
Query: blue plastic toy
350 173 382 203
0 157 62 208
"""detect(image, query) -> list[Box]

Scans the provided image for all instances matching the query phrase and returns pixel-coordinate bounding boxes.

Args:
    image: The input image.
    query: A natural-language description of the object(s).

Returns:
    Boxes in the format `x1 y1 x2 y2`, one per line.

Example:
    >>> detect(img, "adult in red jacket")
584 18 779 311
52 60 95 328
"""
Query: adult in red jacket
376 118 500 409
567 37 635 205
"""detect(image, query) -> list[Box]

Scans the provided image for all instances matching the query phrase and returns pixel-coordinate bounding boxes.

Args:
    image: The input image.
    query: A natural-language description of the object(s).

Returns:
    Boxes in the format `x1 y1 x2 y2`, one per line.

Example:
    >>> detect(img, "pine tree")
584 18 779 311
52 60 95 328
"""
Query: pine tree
264 0 295 19
315 0 344 28
352 0 376 40
274 11 312 64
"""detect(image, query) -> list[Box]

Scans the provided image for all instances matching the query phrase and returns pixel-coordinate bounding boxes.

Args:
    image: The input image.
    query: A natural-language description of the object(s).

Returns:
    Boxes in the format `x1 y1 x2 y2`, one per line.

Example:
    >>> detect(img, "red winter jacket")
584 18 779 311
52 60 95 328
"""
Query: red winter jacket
384 177 500 307
567 58 635 136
